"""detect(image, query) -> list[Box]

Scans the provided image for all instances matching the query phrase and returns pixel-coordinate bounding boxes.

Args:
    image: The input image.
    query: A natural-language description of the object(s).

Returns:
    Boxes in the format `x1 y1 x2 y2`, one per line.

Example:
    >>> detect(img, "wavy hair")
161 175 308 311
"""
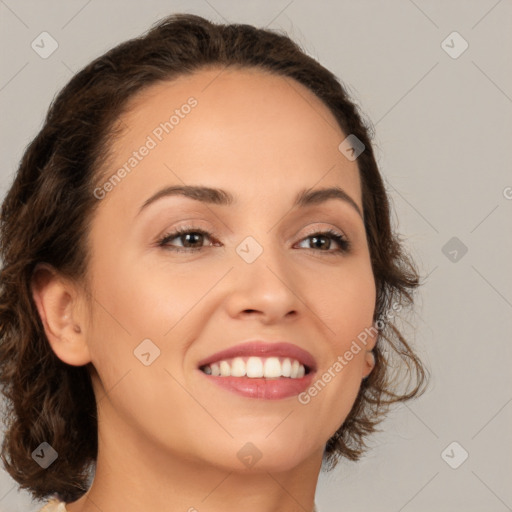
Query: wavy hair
0 13 428 503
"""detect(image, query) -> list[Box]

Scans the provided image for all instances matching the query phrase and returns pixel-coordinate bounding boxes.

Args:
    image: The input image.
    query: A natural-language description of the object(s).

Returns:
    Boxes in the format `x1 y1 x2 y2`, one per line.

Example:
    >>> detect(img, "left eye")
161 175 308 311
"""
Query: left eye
156 227 350 254
157 228 215 252
296 229 350 253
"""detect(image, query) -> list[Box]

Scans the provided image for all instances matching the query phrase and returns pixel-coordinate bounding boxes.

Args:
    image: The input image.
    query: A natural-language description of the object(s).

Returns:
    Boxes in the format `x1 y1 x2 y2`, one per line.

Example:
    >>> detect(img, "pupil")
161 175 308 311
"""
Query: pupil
184 233 201 247
312 235 328 250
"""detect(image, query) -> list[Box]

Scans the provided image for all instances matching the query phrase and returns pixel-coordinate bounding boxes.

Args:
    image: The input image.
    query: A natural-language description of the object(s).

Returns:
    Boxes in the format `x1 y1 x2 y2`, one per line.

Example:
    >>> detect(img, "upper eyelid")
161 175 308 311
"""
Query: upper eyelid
159 222 349 238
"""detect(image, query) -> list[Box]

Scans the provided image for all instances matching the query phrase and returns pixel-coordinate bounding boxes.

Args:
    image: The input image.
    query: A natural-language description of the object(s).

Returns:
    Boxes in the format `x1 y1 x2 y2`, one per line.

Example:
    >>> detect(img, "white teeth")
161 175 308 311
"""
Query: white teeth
219 360 231 377
231 357 246 377
246 357 263 378
263 357 282 378
201 356 307 379
281 358 292 377
290 359 300 378
211 362 220 376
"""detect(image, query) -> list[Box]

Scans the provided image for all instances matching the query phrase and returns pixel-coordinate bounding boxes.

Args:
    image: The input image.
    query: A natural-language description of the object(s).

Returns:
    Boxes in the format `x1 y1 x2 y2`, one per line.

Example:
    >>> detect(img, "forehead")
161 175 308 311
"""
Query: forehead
96 66 362 214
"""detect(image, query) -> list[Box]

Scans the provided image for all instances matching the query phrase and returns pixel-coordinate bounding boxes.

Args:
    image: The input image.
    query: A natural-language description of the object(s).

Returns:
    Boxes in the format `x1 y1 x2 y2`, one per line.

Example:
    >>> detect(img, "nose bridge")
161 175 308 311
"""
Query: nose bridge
227 231 301 321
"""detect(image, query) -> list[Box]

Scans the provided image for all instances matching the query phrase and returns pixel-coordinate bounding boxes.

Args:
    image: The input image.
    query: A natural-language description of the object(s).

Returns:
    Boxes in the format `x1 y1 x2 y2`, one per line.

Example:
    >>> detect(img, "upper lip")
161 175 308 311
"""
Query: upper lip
197 340 317 372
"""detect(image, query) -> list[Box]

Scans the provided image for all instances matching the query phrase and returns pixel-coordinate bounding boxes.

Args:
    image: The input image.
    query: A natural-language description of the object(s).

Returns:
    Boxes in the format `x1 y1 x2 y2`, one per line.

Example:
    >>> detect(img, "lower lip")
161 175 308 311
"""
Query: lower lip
198 370 316 400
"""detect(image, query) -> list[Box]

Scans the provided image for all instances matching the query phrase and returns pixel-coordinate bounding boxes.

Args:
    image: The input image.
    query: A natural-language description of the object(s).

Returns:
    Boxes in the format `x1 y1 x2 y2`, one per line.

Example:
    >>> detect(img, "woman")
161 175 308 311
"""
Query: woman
0 13 427 512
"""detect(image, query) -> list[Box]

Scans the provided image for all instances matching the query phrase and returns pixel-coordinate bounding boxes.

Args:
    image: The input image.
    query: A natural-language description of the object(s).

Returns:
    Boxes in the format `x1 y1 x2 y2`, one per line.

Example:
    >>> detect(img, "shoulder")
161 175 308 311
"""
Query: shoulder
38 498 68 512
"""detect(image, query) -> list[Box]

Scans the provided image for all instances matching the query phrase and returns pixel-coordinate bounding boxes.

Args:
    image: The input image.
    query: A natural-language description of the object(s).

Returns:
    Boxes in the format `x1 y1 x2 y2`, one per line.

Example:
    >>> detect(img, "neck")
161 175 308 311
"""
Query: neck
65 398 322 512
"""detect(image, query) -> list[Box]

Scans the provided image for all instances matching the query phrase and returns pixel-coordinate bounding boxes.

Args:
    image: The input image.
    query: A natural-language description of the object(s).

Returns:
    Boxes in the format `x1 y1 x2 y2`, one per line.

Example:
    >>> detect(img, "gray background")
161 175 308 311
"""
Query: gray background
1 1 511 511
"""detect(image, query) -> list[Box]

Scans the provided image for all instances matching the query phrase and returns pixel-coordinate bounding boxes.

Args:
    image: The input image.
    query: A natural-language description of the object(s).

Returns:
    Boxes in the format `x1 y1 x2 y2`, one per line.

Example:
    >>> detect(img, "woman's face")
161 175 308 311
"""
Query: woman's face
80 67 377 473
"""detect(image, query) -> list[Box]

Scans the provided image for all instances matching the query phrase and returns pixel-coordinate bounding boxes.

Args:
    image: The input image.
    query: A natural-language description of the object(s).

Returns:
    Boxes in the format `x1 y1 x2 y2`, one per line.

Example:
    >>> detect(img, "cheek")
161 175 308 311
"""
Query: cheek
84 262 203 438
90 252 206 339
85 251 224 392
300 257 375 415
309 257 376 346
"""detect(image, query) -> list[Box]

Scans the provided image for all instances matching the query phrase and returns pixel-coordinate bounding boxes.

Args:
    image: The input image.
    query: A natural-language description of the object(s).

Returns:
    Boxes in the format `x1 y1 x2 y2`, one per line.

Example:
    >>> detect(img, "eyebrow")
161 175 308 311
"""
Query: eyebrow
138 184 363 219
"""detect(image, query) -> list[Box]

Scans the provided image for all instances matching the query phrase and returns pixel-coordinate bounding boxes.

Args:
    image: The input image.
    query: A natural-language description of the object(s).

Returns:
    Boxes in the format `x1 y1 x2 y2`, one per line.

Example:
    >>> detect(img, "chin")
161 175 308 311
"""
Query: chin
223 435 321 474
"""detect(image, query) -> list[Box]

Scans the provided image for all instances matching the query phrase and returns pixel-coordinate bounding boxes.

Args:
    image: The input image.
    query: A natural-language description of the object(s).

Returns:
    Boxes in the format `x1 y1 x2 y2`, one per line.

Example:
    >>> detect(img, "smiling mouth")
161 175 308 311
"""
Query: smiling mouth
199 356 311 379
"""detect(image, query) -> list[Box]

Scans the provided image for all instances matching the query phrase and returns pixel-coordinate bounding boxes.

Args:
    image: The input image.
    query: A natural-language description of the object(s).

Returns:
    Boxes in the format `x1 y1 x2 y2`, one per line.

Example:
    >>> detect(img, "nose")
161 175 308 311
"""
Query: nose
224 242 302 324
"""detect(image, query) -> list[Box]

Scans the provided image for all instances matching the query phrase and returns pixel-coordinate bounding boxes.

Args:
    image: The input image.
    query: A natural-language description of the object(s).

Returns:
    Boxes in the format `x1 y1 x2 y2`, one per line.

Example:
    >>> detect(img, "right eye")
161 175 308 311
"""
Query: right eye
295 228 351 255
156 227 217 253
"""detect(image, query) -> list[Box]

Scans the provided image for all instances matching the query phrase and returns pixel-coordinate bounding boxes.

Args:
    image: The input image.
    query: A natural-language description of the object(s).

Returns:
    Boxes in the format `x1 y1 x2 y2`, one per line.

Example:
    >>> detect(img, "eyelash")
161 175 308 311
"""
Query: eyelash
156 226 351 255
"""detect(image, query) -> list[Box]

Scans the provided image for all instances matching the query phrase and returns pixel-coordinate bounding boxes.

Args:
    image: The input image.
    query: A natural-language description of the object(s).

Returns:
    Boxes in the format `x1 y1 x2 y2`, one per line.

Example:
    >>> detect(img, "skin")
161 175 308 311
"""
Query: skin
31 67 377 512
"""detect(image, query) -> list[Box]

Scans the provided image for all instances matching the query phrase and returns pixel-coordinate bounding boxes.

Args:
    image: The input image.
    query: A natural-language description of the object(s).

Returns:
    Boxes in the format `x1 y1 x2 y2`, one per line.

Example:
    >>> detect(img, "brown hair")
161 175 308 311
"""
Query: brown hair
0 13 428 503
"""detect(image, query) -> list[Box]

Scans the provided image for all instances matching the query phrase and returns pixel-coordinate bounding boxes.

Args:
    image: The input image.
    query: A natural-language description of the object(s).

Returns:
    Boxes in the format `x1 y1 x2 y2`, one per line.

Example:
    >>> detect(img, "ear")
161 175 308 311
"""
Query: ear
362 350 376 379
362 323 379 379
31 263 92 366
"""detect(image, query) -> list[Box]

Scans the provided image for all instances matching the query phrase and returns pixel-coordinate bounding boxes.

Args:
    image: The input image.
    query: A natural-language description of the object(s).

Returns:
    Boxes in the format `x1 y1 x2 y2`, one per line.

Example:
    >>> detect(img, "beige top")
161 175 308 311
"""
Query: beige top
39 498 67 512
39 498 319 511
